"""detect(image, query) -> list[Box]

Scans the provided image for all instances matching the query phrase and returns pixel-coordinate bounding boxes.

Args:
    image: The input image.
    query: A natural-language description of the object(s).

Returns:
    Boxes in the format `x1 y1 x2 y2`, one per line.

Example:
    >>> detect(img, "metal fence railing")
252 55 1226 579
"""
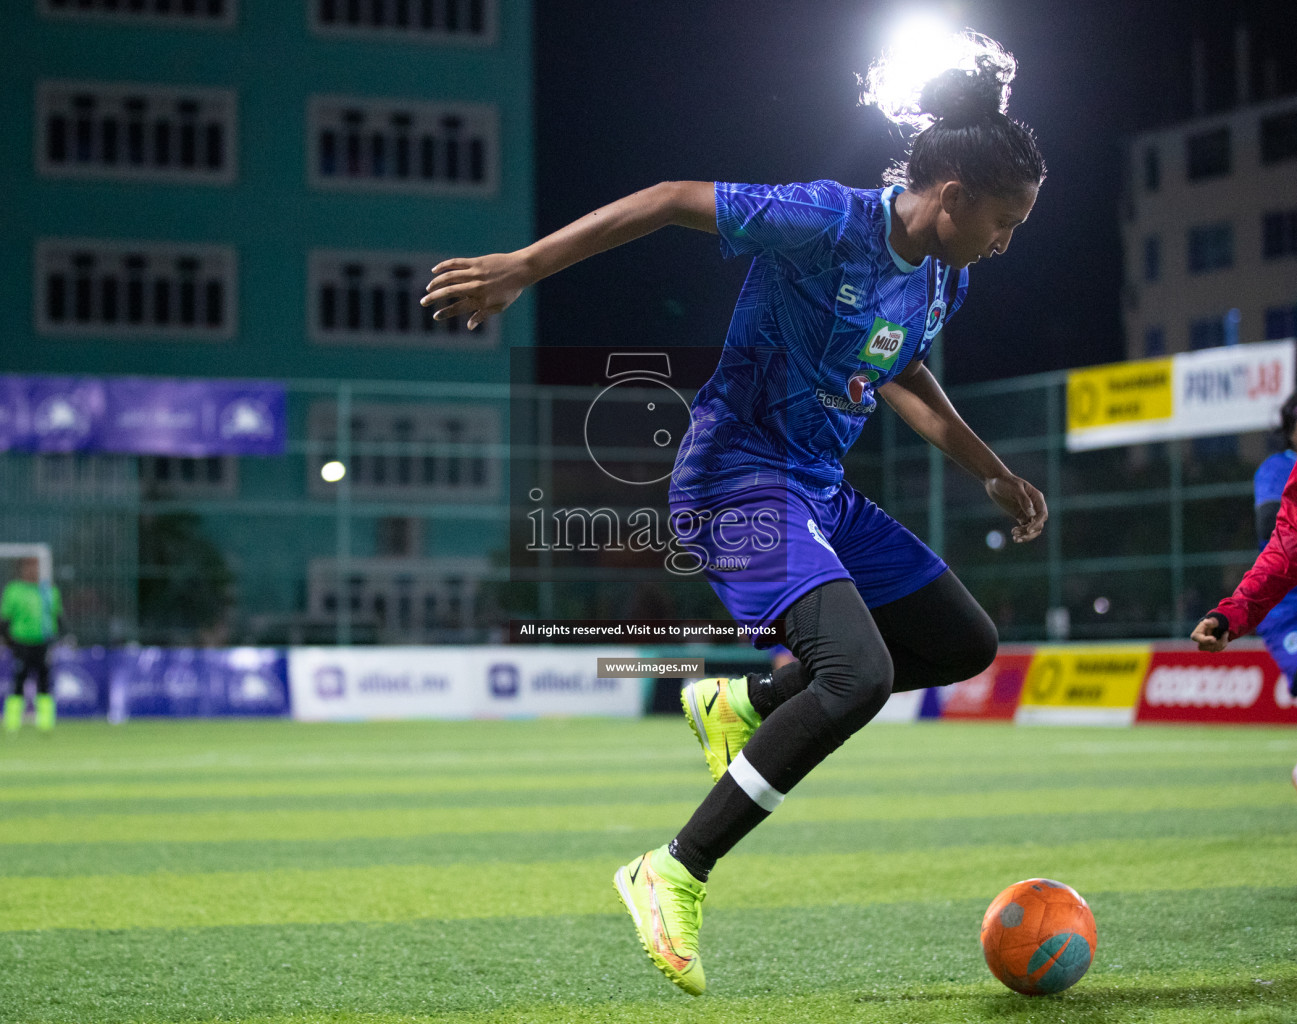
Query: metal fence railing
0 370 1268 646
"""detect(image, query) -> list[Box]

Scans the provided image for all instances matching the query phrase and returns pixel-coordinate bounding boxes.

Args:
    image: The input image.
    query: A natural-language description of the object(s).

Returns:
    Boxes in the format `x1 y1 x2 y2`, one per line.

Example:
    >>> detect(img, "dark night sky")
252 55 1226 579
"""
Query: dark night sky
533 0 1297 385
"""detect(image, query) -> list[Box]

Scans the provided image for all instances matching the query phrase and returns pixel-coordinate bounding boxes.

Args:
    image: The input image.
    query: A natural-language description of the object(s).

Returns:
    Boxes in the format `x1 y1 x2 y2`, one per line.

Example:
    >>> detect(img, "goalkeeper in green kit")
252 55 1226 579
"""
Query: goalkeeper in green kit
2 557 64 733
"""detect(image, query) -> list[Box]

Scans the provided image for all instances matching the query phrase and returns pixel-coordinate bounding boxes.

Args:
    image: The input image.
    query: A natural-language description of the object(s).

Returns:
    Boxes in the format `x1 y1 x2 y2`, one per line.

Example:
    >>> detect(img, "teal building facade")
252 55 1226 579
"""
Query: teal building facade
1 1 533 644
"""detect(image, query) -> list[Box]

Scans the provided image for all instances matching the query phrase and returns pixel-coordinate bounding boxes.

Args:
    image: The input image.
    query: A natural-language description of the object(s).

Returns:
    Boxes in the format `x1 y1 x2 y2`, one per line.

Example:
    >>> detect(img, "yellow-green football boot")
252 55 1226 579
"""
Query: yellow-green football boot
35 693 55 732
3 694 22 733
613 846 706 996
681 676 761 782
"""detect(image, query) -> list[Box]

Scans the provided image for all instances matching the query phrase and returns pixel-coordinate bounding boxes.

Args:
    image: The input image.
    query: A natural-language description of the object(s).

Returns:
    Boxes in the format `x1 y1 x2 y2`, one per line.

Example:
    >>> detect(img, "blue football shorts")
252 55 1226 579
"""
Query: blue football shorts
1258 619 1297 696
668 483 947 648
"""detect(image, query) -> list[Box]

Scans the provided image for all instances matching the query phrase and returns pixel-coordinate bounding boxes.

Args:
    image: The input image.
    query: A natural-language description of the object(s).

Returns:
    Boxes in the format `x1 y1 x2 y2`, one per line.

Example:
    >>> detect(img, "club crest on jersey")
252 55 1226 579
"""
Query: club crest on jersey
923 299 947 341
857 317 906 372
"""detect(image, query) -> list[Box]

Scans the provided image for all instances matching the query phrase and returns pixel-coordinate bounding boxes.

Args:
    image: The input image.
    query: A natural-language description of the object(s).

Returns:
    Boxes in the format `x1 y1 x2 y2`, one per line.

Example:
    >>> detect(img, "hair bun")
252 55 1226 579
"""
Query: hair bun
919 58 1011 126
859 30 1017 133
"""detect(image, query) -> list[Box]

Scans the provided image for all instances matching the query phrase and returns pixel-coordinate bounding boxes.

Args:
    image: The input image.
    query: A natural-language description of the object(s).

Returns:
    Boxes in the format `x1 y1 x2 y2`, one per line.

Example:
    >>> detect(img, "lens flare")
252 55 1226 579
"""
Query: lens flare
860 26 1015 131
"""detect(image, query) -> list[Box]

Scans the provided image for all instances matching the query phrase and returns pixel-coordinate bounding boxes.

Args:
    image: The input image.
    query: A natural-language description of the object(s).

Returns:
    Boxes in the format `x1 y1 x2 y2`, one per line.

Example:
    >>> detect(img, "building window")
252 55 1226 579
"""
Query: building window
1187 223 1233 273
307 556 488 641
1185 127 1231 180
311 0 495 44
307 401 501 501
140 456 238 498
1261 108 1297 165
308 249 497 348
1143 236 1161 282
1266 306 1297 341
38 82 237 185
1143 146 1160 192
32 454 137 498
308 96 497 195
36 239 237 340
40 0 236 27
1189 317 1226 350
1262 210 1297 259
1144 326 1166 355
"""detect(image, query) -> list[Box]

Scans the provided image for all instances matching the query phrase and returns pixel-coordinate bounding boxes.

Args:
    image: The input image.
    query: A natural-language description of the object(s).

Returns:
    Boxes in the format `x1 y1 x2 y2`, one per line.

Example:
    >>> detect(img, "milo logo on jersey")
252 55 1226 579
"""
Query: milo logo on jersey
856 317 907 373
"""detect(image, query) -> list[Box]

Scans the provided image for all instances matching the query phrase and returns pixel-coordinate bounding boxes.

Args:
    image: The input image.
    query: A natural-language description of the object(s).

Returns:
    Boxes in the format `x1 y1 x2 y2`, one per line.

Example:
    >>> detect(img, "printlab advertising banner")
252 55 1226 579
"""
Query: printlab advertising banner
0 375 285 455
288 646 648 721
1065 340 1295 451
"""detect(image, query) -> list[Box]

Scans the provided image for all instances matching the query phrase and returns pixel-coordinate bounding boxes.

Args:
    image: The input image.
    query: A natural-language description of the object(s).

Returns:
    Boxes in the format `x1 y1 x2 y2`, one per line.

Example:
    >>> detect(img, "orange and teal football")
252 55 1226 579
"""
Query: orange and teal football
980 878 1097 995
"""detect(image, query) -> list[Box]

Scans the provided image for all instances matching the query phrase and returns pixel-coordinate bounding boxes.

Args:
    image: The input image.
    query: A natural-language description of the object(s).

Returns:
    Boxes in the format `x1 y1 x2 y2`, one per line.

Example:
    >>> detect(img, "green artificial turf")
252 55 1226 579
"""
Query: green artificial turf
0 717 1295 1023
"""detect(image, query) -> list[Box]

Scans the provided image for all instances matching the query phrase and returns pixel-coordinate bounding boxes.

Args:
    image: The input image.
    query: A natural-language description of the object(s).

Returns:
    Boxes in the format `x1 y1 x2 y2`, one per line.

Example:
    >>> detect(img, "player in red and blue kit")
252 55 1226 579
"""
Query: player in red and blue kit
1193 393 1297 698
1247 395 1297 689
424 39 1047 995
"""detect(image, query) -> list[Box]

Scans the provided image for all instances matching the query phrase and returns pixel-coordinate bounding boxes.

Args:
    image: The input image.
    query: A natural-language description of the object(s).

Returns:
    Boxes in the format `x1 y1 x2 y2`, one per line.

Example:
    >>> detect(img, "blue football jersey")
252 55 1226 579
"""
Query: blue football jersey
1254 450 1297 636
669 180 968 503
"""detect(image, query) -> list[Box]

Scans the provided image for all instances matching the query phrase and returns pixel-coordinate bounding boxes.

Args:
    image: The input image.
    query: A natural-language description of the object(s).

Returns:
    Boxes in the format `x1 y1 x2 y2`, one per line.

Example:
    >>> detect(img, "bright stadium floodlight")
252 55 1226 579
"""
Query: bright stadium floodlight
866 14 960 120
888 12 959 72
862 19 1012 130
320 460 346 483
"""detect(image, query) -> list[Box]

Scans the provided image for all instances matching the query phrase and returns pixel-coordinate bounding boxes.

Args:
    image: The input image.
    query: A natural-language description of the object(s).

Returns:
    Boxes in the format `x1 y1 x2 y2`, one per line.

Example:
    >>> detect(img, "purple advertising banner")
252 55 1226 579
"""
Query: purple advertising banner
107 647 289 719
0 375 285 455
0 646 109 718
0 646 290 719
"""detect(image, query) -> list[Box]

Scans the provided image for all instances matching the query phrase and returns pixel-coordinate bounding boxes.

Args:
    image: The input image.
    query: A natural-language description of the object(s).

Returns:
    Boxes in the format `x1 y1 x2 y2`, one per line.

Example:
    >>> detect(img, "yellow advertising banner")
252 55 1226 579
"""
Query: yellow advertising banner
1016 645 1153 726
1066 342 1296 451
1066 358 1173 432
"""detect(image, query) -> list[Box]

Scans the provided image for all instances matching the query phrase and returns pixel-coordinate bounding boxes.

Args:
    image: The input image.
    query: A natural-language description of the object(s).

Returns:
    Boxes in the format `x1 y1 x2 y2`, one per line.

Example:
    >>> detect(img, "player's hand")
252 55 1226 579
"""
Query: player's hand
420 253 531 330
985 474 1047 543
1190 616 1230 652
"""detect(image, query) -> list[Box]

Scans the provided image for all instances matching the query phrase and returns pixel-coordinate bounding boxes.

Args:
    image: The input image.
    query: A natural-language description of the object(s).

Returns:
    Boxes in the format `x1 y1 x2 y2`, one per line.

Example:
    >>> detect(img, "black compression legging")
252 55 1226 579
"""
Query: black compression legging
668 571 998 880
765 570 999 735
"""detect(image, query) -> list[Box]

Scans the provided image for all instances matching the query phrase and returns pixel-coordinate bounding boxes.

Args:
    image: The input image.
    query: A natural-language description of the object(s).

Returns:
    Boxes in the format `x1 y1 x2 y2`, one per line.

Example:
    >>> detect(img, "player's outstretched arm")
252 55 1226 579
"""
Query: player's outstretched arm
878 360 1047 544
1190 614 1230 652
421 180 717 330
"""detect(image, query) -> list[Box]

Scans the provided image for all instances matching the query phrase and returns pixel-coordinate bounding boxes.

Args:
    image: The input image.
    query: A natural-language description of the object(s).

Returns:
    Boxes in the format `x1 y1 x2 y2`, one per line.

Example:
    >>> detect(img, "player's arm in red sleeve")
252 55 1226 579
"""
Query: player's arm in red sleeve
1191 459 1297 650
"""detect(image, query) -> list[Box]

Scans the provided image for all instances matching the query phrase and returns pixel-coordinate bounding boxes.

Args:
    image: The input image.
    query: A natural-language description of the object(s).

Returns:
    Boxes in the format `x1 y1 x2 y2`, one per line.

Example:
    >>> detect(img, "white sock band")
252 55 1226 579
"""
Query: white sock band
727 751 785 812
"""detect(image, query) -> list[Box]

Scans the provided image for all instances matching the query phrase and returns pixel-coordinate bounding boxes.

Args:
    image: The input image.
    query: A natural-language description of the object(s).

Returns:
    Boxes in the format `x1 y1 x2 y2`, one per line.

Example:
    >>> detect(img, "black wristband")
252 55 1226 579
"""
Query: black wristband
1203 611 1229 640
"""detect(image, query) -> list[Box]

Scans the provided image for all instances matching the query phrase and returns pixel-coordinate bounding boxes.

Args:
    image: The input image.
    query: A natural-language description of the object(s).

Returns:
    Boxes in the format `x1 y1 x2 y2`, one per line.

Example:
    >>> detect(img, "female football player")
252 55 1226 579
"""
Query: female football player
424 33 1047 995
